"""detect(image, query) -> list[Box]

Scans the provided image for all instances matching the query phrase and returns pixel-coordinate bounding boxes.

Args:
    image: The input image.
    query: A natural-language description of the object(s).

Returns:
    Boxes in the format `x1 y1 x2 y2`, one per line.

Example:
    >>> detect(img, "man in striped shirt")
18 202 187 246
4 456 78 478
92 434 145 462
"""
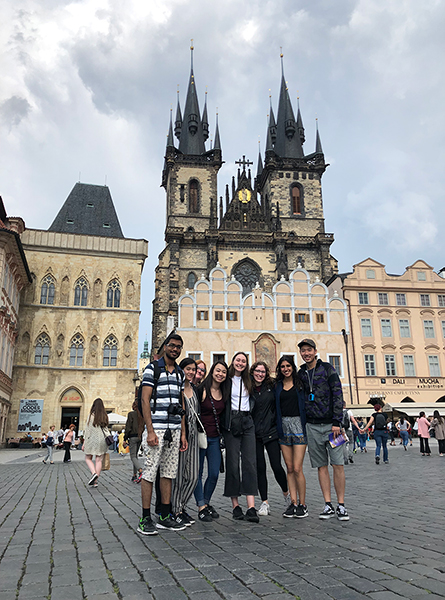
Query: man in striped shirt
137 334 188 535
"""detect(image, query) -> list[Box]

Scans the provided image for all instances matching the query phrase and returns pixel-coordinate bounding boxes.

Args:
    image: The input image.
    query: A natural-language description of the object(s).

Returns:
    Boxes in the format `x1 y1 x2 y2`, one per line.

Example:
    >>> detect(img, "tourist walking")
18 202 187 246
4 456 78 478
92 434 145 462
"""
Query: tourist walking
396 416 410 450
430 410 445 456
357 418 367 452
222 352 259 523
250 361 289 517
194 360 229 522
42 425 56 464
125 402 143 482
83 397 110 488
63 424 76 462
275 355 308 518
417 412 431 456
361 404 389 464
171 358 200 527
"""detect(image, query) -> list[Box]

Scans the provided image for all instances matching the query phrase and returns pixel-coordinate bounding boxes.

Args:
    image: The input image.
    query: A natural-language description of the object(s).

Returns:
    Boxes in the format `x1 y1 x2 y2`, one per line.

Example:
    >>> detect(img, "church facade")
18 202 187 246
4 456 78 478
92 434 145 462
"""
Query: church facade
152 53 339 363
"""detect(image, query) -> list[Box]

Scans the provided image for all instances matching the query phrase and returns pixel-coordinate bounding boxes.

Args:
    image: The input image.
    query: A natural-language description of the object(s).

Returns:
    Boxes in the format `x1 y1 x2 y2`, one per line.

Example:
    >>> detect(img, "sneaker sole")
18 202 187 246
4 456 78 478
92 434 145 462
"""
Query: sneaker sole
295 513 309 519
156 523 186 531
88 474 98 485
137 526 158 536
258 511 270 516
337 516 350 521
232 515 244 520
246 517 259 523
319 513 335 520
282 513 296 518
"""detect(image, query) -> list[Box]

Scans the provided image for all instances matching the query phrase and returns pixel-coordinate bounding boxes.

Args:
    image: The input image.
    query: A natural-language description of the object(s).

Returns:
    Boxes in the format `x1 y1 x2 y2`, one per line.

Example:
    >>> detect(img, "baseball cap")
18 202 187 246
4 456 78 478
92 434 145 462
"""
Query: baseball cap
298 338 316 349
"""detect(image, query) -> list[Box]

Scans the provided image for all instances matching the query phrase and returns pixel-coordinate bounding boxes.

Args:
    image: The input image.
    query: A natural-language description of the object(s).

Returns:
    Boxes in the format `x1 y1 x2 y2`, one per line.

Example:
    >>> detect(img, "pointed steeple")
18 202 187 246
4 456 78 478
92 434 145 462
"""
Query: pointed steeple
213 112 221 150
269 94 277 144
256 141 263 177
265 123 274 152
202 90 209 142
273 51 304 159
174 89 182 140
315 119 323 154
296 97 305 145
178 43 206 155
166 109 174 148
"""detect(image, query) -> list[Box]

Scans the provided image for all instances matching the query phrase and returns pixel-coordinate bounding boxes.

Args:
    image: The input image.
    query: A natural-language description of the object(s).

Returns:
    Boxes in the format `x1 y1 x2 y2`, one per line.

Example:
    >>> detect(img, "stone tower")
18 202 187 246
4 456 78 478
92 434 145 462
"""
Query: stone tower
152 52 337 353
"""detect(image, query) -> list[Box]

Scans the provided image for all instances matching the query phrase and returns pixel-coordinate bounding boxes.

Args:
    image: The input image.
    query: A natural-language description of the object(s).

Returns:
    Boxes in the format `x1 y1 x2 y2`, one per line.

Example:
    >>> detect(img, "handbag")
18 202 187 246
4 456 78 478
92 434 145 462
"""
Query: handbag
46 436 54 446
101 427 114 447
102 452 110 470
184 394 207 449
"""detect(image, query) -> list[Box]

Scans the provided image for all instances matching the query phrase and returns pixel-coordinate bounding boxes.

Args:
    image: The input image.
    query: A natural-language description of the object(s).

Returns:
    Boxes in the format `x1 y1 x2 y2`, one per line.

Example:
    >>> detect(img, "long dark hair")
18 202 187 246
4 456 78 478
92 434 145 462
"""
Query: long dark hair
228 352 252 394
433 410 443 424
200 360 230 402
89 398 109 428
275 355 303 390
250 361 274 388
179 357 197 371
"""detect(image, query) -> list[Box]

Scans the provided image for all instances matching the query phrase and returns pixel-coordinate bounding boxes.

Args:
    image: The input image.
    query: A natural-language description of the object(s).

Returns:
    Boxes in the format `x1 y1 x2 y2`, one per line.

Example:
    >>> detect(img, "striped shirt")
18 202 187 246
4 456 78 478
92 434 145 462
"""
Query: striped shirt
142 358 184 430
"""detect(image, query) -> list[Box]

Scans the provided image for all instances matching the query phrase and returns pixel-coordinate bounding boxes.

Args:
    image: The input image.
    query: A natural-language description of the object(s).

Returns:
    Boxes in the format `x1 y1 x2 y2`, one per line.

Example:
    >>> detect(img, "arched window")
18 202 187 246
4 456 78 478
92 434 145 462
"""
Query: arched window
103 335 118 367
189 179 199 213
34 334 50 365
233 260 261 296
291 185 303 215
69 334 84 366
106 279 121 308
74 277 88 306
187 272 197 289
40 275 55 305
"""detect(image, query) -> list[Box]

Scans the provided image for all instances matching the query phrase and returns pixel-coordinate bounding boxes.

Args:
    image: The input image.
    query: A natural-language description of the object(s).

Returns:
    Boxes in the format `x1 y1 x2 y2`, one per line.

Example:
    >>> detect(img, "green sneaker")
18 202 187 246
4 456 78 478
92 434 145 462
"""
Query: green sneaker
137 516 158 536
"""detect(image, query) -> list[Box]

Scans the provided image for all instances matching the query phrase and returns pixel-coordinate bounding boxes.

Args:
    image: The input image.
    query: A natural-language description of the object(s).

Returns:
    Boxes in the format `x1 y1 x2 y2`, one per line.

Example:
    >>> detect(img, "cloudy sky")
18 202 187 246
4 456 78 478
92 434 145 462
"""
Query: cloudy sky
2 0 445 351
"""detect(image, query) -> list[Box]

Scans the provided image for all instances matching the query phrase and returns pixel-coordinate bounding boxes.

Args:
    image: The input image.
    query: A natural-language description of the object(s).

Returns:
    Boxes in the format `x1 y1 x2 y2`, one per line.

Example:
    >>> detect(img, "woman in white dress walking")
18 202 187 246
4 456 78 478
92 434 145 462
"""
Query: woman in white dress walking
83 398 110 487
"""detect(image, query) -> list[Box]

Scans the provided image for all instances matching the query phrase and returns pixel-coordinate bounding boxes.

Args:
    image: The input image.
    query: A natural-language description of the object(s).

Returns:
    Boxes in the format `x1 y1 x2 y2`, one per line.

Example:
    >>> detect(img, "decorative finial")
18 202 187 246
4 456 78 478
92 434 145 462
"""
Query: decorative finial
190 38 194 50
200 273 205 280
185 288 189 295
177 85 179 94
315 275 320 282
280 274 285 281
280 46 283 58
333 290 339 297
190 39 194 70
297 262 302 268
216 261 221 267
255 281 260 289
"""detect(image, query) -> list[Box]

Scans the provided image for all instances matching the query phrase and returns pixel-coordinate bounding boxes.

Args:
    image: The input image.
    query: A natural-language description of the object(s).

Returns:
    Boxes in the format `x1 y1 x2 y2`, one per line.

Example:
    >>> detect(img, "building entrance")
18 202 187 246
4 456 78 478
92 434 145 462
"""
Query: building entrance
61 407 80 435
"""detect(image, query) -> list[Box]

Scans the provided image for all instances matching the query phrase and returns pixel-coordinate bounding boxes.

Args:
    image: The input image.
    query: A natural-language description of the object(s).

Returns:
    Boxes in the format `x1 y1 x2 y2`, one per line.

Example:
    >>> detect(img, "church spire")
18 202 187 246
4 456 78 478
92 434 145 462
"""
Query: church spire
315 119 323 154
213 111 221 150
256 140 263 177
273 51 304 159
166 109 174 148
178 42 206 155
202 90 209 142
296 97 305 145
174 88 182 140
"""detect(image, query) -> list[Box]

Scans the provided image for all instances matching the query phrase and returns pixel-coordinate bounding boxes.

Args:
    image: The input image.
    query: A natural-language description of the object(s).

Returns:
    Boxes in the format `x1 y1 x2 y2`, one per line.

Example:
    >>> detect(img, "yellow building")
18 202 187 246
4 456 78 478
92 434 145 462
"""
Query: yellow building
0 199 32 445
9 183 148 437
329 258 445 416
178 264 352 402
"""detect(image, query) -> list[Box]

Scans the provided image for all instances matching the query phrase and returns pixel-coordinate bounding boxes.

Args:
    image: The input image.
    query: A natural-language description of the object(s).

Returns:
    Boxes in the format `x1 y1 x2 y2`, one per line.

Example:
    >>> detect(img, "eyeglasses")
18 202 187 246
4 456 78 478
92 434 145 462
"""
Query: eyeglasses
197 368 206 374
166 343 182 350
254 369 266 374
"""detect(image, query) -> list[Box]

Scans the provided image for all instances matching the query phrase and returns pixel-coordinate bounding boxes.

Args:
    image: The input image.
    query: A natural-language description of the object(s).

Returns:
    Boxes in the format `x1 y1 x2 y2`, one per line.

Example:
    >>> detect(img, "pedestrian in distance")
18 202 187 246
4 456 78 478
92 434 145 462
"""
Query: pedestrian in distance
430 410 445 456
83 397 110 488
417 412 432 456
361 404 389 464
298 339 350 521
42 425 56 464
342 401 361 465
396 416 410 450
250 361 289 517
356 418 367 453
125 401 143 483
171 358 200 527
274 355 308 518
194 360 229 522
222 352 259 523
62 424 76 463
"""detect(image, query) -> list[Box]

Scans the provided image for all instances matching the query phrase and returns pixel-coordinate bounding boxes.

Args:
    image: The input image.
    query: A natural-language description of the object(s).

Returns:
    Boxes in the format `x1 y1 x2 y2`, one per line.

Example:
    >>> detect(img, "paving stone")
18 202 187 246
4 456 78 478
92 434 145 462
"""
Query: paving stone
110 567 141 582
51 585 83 600
150 586 188 600
83 577 114 596
117 580 152 597
179 576 216 594
16 582 49 598
369 593 409 600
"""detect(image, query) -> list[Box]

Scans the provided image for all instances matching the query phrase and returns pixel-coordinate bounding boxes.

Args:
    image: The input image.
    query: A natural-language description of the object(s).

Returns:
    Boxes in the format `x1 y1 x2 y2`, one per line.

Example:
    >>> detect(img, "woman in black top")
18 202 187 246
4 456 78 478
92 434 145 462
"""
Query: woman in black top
250 361 289 516
275 355 308 519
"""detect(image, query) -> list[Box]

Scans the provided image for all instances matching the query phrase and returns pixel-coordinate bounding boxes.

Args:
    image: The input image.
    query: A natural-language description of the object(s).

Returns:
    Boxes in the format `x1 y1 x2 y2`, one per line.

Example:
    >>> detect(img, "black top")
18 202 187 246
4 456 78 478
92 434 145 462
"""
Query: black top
280 386 301 417
251 384 276 439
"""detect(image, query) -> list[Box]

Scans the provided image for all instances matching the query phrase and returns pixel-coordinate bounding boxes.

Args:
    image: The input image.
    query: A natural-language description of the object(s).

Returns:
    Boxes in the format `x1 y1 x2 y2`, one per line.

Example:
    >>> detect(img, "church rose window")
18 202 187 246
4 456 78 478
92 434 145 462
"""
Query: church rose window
69 334 84 366
40 275 55 305
74 277 88 306
35 334 50 365
233 261 260 295
103 335 118 366
107 280 121 308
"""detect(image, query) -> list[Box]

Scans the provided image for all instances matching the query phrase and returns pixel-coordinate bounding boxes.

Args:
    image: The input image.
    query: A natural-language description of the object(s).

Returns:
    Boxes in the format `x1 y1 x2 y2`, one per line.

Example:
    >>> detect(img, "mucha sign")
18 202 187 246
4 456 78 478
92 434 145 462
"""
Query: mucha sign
17 399 44 432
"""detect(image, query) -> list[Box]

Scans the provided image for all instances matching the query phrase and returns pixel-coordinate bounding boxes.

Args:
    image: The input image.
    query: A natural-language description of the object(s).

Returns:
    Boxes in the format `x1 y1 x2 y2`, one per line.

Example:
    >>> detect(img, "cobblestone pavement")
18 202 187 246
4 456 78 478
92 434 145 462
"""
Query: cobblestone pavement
1 440 445 600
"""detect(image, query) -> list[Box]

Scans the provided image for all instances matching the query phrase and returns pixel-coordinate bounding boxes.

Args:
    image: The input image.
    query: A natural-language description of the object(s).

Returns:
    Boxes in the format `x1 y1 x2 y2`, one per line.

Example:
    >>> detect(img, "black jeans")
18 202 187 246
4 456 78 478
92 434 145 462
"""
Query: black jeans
63 441 71 462
255 437 288 501
420 437 431 454
223 418 257 497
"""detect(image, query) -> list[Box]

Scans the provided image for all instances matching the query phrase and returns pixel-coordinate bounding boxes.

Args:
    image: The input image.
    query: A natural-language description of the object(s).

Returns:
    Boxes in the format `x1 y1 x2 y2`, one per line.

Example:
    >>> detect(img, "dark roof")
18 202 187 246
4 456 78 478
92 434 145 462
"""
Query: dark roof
273 69 304 159
48 183 124 237
178 66 206 155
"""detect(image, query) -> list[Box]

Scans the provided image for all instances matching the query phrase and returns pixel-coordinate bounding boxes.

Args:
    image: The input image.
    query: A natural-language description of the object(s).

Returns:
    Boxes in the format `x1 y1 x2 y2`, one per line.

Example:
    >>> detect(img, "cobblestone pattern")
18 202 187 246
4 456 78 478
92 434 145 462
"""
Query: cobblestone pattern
1 443 445 600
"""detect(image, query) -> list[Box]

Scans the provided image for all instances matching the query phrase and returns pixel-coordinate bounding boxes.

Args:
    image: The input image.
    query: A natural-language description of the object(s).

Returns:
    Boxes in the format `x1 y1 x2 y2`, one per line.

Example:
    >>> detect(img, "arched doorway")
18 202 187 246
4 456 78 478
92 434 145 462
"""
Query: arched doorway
60 387 83 434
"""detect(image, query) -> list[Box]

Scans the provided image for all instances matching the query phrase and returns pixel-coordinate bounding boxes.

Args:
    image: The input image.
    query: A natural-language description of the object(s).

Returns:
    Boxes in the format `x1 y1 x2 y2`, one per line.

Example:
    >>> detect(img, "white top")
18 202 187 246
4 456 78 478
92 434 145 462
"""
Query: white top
231 376 250 411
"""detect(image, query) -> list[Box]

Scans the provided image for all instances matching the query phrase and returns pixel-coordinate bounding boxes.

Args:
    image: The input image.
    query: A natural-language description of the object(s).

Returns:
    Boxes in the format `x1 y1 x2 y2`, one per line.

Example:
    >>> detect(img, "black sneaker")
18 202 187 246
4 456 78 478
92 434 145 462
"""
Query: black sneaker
131 474 137 482
173 513 189 528
245 507 259 523
319 504 335 520
137 516 158 536
156 515 186 531
283 504 297 518
375 456 380 464
181 510 195 524
348 457 354 464
207 505 219 519
198 507 213 522
88 473 98 486
336 505 350 521
295 504 309 519
232 506 244 520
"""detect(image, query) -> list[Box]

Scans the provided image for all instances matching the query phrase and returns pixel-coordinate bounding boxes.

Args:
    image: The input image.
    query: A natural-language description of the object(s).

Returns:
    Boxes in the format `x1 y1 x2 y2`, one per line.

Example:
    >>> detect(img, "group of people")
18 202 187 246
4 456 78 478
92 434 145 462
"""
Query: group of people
41 423 77 464
135 334 350 536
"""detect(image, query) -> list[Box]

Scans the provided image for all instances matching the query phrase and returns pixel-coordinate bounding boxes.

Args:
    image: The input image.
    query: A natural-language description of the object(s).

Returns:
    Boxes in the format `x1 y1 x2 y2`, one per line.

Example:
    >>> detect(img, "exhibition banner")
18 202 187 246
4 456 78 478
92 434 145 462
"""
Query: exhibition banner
17 399 44 432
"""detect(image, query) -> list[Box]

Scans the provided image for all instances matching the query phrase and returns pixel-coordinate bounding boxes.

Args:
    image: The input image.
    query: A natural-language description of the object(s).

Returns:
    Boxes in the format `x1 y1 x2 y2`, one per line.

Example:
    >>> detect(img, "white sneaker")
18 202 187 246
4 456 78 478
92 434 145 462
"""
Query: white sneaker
258 501 270 516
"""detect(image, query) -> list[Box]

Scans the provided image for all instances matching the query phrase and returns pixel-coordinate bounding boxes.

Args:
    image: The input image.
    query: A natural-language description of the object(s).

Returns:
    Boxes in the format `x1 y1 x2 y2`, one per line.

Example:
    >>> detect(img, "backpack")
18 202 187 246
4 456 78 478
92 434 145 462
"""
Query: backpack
137 360 162 416
342 409 351 430
374 412 387 431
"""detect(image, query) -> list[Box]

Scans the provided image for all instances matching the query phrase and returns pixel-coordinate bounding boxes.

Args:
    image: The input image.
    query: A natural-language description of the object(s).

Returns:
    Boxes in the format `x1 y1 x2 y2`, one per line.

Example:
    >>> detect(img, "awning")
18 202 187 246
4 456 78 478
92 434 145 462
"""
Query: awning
381 403 441 417
107 412 127 425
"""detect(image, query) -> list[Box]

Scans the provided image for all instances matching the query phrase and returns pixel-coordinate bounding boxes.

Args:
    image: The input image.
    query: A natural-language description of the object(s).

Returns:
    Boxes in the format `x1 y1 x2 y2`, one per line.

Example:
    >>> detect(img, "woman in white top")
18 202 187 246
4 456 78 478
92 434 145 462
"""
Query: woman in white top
221 352 259 523
42 425 56 464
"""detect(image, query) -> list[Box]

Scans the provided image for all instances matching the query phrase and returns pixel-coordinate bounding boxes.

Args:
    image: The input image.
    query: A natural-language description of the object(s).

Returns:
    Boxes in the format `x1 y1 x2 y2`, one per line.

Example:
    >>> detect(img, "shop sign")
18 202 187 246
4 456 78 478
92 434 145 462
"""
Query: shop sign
17 399 44 432
61 388 82 403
